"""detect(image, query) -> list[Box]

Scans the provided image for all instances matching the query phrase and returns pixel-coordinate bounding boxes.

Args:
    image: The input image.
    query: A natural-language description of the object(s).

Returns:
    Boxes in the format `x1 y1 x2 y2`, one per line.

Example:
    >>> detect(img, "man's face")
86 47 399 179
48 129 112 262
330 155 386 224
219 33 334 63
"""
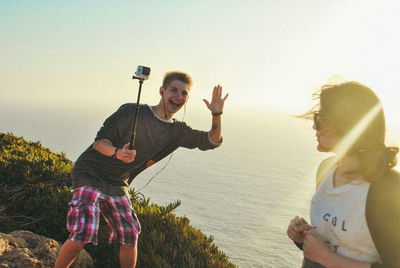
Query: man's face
160 80 190 115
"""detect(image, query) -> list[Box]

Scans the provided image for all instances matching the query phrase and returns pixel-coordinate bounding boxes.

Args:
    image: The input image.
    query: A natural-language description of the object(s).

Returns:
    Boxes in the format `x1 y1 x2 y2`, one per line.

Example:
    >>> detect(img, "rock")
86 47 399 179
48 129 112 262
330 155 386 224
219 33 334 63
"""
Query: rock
0 233 14 256
0 230 93 268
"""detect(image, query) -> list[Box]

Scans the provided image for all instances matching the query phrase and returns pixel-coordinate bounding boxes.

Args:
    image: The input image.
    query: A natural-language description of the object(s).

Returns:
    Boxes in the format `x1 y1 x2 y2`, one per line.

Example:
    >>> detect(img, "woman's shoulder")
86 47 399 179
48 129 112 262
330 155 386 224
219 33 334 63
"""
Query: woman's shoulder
316 156 337 188
317 156 337 171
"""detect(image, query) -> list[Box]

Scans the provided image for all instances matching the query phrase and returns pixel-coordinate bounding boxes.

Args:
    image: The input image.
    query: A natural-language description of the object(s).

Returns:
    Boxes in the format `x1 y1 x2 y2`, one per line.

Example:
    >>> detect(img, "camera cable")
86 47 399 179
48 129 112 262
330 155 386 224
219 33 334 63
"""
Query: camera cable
135 102 186 194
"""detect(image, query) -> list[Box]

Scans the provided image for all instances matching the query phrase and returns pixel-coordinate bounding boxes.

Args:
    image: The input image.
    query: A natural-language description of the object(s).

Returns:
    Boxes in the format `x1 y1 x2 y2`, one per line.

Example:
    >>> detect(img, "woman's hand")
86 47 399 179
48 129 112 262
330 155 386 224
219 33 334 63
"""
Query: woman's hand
287 216 312 243
303 229 331 265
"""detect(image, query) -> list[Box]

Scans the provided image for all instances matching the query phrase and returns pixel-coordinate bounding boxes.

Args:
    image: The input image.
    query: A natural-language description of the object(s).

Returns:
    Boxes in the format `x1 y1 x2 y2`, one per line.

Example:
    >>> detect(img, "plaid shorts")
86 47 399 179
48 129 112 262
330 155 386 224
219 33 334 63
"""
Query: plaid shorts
66 186 141 246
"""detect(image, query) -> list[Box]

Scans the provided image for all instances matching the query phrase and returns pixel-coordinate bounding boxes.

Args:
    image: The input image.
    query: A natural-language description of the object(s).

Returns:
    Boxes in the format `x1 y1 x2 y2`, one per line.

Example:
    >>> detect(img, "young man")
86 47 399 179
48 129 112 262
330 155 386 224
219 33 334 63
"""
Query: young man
55 71 228 268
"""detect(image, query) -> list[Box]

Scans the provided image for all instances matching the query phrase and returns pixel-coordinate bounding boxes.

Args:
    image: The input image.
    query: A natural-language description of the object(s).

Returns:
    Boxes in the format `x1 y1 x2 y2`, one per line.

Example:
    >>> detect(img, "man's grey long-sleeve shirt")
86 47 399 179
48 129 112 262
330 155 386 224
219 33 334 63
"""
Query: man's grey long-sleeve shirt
72 104 221 196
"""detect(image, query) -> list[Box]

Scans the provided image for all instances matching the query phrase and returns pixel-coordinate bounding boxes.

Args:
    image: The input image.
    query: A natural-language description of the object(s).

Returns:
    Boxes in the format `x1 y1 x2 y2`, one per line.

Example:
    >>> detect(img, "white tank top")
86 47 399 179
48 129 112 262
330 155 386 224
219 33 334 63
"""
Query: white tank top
310 167 381 263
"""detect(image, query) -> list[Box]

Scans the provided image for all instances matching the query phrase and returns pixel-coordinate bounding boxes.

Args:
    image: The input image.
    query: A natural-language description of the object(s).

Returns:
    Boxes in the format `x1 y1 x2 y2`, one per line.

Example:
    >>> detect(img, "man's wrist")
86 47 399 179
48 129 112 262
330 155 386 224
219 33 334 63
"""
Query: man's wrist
212 111 223 116
112 147 119 159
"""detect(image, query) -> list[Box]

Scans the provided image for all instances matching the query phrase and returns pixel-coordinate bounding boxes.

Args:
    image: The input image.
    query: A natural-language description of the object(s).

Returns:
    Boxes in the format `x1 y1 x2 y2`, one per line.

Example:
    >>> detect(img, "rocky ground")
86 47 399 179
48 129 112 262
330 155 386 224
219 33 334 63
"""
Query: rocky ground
0 230 92 268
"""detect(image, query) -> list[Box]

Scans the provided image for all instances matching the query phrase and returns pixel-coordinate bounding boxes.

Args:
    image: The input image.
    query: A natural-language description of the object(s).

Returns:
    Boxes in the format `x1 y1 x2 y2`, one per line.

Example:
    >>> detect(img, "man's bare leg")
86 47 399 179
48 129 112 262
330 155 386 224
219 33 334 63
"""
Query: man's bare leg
119 244 137 268
54 240 85 268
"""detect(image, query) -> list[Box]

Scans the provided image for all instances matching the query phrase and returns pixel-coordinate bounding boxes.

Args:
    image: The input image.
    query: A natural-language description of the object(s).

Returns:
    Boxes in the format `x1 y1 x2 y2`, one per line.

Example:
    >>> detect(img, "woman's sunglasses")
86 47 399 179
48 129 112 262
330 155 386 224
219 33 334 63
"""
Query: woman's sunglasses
313 113 321 130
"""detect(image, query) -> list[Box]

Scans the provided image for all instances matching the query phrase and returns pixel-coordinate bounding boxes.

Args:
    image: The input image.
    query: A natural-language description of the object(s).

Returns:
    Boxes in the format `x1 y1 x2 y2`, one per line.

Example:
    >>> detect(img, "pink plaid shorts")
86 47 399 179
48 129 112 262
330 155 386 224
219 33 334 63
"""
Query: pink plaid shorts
66 186 141 246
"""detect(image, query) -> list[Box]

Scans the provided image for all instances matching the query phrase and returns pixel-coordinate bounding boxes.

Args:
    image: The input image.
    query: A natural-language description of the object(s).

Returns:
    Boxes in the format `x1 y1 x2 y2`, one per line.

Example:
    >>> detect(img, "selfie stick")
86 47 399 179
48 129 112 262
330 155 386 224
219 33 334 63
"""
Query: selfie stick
129 66 150 150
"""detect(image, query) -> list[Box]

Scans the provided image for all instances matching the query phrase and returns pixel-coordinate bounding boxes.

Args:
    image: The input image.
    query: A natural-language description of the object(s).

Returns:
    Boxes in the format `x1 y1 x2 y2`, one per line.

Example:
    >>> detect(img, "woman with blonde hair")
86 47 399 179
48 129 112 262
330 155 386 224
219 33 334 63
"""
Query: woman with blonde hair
287 81 400 267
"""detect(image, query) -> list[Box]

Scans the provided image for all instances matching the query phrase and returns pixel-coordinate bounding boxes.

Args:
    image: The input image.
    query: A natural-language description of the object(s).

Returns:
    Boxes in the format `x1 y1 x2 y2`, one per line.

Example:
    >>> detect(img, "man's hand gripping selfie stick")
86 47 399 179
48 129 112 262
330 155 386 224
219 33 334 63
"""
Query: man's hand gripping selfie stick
129 65 151 150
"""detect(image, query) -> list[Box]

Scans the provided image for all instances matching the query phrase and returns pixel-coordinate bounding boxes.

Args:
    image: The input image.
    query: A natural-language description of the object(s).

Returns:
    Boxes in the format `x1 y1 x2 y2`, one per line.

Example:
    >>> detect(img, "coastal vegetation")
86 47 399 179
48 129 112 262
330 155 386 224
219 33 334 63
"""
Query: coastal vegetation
0 132 236 267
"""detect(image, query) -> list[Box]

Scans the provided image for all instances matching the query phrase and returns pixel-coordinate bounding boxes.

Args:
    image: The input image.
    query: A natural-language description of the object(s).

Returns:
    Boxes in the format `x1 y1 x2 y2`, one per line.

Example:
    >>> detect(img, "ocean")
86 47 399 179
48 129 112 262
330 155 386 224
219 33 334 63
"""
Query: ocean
133 111 328 267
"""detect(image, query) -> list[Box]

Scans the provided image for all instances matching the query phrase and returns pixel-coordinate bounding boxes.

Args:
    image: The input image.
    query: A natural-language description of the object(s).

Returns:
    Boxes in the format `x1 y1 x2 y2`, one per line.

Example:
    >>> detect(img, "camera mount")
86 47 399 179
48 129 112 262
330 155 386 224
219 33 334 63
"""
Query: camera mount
129 65 151 149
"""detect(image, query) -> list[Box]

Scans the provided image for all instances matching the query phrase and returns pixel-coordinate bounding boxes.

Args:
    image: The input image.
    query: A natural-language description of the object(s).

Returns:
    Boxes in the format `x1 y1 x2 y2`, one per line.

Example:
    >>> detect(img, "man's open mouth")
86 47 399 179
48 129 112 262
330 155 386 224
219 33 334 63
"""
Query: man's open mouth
170 100 182 109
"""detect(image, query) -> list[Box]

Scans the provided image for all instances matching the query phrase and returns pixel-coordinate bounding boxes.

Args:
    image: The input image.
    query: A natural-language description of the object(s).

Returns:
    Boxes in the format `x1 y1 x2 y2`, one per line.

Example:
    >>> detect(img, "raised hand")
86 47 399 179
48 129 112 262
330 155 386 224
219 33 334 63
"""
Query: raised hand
203 85 229 113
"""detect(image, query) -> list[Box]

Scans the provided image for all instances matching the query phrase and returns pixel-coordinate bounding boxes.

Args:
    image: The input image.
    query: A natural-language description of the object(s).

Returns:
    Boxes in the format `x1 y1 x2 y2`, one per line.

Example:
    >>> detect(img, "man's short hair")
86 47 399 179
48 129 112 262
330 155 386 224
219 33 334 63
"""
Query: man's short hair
162 71 193 89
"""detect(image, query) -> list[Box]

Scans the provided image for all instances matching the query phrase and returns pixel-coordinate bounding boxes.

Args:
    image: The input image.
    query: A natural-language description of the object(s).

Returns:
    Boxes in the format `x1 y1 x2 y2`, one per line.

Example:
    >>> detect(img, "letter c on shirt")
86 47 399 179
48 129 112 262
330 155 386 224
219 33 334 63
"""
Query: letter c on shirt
323 213 331 221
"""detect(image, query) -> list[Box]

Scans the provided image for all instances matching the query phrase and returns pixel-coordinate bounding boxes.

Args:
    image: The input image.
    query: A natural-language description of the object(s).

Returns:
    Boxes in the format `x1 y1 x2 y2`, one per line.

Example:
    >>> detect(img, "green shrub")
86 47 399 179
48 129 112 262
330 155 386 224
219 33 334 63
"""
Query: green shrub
132 194 235 268
0 133 236 267
0 132 73 185
0 132 73 240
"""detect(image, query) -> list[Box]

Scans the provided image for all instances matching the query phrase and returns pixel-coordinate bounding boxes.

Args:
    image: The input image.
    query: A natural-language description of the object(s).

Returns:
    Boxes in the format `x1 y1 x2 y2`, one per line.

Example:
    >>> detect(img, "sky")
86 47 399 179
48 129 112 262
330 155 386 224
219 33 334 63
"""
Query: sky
1 0 400 158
